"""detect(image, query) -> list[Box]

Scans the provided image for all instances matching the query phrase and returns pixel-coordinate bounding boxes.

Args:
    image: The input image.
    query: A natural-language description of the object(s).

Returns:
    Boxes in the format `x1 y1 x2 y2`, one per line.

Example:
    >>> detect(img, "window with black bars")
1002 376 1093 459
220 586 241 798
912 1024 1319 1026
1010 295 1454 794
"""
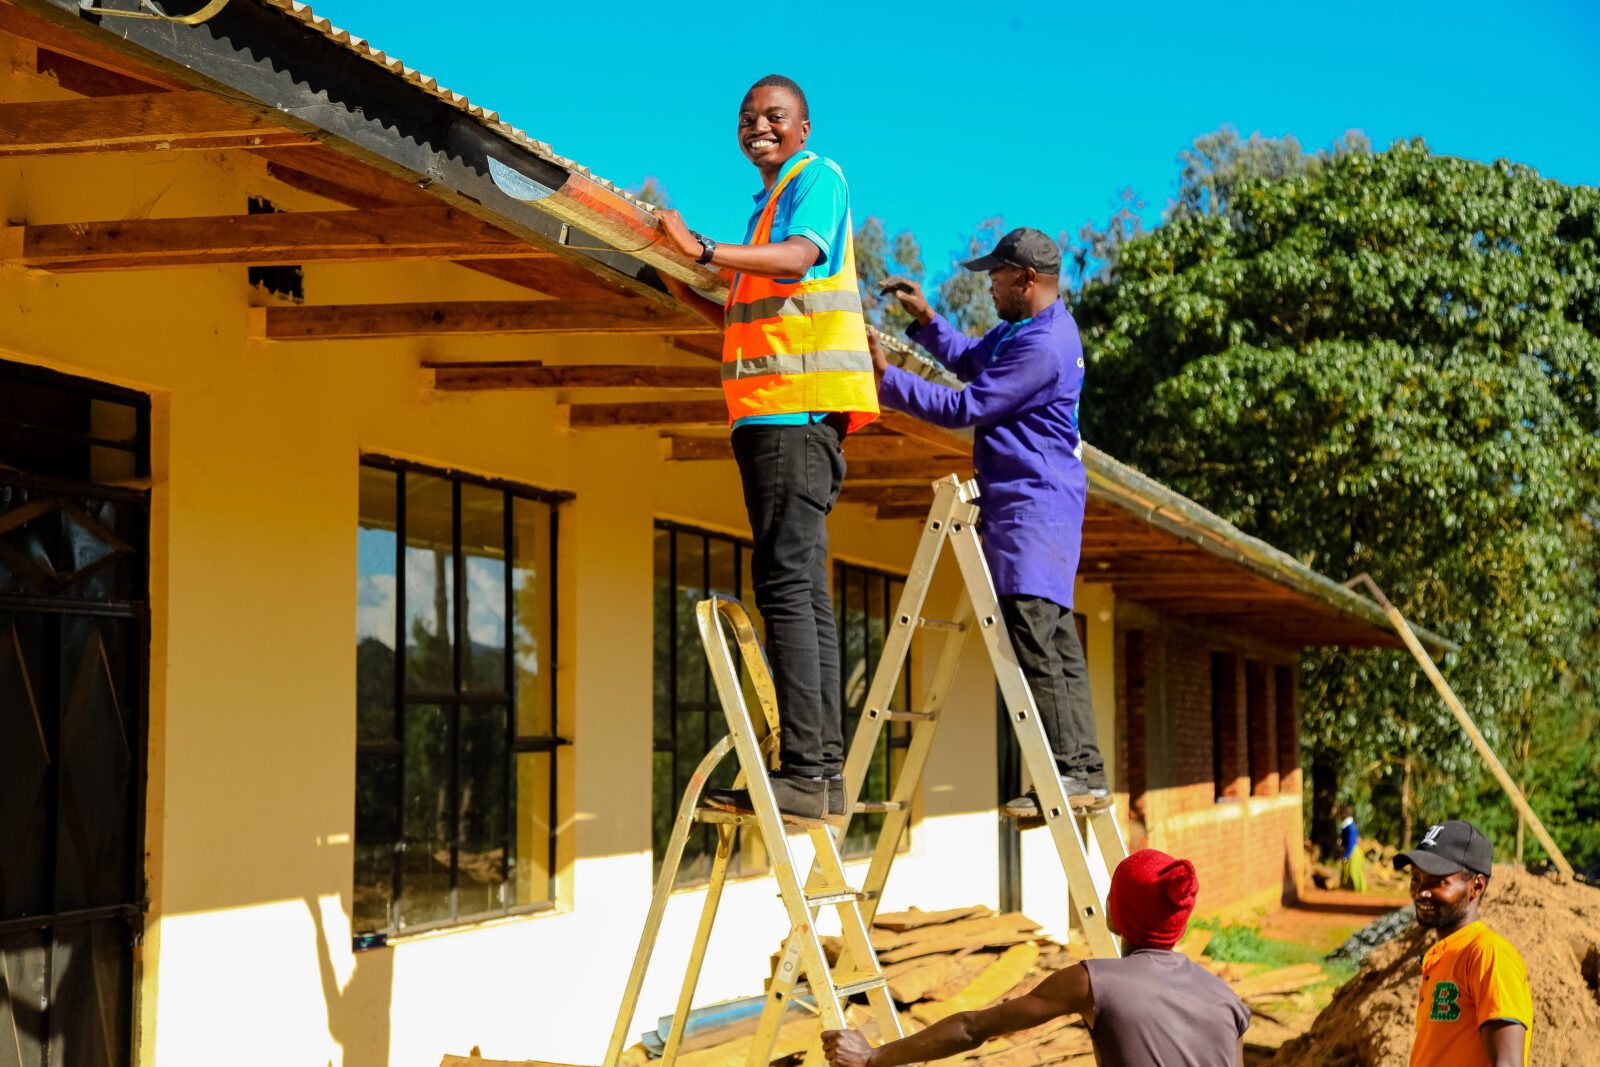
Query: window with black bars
651 522 765 883
650 523 914 880
833 561 914 858
354 457 565 942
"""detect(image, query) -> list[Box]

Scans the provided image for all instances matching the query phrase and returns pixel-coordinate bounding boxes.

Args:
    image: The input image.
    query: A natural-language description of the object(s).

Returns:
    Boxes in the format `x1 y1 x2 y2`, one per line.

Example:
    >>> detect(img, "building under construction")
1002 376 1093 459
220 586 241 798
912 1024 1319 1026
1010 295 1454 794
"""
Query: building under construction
0 2 1454 1066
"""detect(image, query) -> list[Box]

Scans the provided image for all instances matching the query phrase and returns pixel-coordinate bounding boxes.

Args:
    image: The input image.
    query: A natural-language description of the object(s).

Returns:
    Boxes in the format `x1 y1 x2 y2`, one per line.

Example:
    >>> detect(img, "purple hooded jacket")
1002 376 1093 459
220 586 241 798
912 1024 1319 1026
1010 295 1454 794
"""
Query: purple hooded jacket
877 300 1086 608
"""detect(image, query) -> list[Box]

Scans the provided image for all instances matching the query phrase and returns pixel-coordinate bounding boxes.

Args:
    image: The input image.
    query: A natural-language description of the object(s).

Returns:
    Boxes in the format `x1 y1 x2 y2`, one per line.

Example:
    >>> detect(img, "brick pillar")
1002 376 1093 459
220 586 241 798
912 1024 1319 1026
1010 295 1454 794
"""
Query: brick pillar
1210 653 1249 799
1275 665 1302 793
1121 631 1149 848
1248 661 1279 796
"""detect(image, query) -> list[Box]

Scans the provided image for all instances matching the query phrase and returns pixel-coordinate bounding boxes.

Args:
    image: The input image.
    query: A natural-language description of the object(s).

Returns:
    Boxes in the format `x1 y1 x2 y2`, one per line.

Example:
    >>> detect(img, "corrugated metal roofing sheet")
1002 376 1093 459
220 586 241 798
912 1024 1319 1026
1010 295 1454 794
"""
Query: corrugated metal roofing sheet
254 0 656 213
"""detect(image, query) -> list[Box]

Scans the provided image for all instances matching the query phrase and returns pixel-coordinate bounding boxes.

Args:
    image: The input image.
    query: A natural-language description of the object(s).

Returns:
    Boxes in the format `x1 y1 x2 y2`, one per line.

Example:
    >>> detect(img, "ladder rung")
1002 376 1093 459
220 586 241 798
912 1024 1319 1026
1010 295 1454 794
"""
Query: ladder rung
793 974 888 1001
884 709 935 723
805 890 864 908
852 800 907 814
916 616 967 633
694 807 836 830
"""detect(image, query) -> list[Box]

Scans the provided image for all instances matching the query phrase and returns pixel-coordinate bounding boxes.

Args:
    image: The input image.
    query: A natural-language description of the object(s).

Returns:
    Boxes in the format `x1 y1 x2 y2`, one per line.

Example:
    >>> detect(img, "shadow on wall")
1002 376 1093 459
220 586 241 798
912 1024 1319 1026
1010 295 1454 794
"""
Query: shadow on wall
308 896 394 1067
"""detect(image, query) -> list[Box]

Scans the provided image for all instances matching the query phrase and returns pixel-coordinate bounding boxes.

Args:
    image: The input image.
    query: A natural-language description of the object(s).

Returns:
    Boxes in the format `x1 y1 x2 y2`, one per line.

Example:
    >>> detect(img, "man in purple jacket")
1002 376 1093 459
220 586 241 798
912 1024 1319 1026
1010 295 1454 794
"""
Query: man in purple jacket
869 227 1106 814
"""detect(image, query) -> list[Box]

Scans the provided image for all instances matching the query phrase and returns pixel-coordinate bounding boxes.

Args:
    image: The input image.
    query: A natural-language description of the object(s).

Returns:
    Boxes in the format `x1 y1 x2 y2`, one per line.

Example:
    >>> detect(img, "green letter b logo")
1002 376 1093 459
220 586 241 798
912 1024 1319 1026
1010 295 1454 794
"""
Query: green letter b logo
1429 981 1461 1022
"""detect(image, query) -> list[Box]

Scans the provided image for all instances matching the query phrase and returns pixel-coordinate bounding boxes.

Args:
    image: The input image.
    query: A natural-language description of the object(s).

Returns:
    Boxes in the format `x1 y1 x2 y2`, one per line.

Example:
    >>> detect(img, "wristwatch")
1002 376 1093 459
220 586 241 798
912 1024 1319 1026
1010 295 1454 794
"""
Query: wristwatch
695 233 717 265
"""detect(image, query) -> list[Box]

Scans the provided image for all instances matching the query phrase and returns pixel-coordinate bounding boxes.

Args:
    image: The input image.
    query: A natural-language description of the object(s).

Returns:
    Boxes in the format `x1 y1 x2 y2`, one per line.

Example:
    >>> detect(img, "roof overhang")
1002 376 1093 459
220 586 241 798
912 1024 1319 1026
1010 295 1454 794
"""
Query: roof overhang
1 0 1454 657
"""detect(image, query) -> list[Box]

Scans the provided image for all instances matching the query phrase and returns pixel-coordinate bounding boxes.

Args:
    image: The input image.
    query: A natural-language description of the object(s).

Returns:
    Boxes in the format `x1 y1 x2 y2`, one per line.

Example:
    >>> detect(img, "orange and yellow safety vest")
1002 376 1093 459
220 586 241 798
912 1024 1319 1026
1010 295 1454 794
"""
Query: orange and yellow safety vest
722 156 879 431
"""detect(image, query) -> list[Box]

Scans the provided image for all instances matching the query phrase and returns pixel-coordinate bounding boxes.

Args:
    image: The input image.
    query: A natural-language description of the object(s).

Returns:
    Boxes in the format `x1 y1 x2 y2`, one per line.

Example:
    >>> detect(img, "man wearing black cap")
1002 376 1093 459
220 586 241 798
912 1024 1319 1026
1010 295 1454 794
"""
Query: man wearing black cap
1395 820 1531 1066
871 228 1107 813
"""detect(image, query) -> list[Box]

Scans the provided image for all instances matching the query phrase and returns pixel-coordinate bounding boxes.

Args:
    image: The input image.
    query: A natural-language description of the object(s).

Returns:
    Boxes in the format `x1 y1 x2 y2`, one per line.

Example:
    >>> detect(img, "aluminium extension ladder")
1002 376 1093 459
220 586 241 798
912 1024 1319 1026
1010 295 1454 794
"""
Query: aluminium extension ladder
605 474 1126 1067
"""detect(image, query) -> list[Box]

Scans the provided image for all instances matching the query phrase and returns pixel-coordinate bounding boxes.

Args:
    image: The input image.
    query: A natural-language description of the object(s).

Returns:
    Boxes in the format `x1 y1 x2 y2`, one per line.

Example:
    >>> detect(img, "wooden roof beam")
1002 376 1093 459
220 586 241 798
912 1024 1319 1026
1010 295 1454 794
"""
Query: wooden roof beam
253 146 637 303
256 300 713 341
428 362 720 392
663 433 959 462
565 400 728 430
2 207 553 271
0 92 306 156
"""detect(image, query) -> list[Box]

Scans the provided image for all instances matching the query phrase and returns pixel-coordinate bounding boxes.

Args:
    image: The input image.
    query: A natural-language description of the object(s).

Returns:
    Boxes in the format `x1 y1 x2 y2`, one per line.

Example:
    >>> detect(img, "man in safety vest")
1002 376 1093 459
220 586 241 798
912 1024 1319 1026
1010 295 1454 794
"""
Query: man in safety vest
871 231 1108 813
656 74 878 825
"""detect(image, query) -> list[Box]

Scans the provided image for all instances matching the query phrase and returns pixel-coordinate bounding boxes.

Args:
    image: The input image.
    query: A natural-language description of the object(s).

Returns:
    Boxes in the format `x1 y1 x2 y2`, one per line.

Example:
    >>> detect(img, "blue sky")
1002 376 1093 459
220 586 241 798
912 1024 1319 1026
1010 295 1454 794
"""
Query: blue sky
307 0 1598 276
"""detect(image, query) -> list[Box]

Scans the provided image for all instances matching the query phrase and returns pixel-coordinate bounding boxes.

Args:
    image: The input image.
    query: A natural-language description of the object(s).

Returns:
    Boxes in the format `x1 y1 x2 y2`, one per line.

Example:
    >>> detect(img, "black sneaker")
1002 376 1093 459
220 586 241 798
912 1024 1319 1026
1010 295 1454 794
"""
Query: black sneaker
703 774 842 826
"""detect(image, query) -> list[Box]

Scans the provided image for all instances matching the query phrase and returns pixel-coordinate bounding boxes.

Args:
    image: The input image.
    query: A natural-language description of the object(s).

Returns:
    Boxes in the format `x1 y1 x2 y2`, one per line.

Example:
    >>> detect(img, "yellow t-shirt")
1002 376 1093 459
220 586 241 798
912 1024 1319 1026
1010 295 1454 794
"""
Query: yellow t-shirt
1410 920 1532 1067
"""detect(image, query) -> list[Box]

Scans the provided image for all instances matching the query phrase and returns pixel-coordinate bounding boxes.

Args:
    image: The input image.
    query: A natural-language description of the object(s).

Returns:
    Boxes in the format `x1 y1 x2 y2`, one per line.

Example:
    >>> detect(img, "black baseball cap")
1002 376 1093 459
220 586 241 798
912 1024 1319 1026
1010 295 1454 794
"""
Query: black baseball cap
962 227 1061 275
1394 820 1494 877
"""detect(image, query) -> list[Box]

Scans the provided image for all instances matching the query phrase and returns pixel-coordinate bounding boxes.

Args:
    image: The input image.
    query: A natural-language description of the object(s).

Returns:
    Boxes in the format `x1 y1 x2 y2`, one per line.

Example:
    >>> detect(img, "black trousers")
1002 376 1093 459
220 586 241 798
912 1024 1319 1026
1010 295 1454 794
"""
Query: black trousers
999 594 1105 780
731 417 847 778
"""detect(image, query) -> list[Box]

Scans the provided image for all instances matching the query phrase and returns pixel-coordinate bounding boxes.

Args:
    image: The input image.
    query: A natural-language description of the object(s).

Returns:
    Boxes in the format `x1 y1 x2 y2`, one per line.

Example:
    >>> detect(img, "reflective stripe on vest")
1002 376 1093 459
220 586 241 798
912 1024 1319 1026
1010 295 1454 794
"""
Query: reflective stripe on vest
723 156 880 432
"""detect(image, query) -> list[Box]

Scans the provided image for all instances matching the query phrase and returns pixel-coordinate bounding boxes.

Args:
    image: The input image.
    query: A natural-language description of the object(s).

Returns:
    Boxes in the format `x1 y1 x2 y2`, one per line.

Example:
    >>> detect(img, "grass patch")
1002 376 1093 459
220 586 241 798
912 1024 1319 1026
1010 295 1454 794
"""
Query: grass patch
1191 916 1327 968
1190 917 1359 1006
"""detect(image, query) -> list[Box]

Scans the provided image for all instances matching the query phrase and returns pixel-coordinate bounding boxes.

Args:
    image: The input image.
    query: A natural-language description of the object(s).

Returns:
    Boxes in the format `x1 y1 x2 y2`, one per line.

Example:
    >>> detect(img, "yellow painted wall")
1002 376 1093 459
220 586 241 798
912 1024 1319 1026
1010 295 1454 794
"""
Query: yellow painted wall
0 55 1126 1064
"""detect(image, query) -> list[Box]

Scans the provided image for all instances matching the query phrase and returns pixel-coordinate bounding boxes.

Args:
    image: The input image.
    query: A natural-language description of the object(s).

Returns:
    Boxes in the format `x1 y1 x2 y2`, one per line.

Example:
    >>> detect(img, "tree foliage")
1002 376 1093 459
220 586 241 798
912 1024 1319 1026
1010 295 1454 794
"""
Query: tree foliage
1074 139 1600 865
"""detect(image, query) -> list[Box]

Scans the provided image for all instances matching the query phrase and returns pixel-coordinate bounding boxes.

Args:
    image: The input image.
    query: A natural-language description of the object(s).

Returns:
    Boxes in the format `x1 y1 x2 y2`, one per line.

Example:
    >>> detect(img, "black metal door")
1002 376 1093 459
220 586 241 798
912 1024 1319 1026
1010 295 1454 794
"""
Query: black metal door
0 360 148 1067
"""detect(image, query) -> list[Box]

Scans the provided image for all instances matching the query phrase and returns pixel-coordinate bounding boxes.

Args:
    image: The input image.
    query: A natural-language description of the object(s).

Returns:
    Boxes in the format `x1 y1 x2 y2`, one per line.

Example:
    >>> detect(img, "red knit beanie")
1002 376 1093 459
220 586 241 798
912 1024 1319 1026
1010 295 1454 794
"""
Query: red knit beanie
1107 848 1198 950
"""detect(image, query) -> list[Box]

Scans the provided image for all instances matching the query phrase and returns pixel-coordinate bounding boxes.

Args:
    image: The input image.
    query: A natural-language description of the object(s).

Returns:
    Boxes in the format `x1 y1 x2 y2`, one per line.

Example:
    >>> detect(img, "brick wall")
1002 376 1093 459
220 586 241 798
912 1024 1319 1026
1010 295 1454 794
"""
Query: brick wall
1275 665 1302 794
1211 653 1250 800
1247 661 1279 796
1116 608 1306 910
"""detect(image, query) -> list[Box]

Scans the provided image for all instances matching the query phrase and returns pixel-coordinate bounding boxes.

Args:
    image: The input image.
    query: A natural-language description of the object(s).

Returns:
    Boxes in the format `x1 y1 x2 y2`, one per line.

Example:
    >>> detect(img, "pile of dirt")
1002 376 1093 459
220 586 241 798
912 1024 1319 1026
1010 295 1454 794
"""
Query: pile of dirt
1273 866 1600 1066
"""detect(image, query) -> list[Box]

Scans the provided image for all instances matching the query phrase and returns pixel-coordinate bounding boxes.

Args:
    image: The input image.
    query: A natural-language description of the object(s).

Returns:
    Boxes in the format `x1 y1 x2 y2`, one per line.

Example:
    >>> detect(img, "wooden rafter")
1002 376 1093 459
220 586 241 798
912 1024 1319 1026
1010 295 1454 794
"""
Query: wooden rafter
0 3 186 92
664 433 958 462
2 207 552 271
255 146 636 302
0 92 306 156
565 400 728 430
32 47 170 97
256 300 712 341
428 362 720 392
665 435 733 461
838 459 973 485
877 411 972 453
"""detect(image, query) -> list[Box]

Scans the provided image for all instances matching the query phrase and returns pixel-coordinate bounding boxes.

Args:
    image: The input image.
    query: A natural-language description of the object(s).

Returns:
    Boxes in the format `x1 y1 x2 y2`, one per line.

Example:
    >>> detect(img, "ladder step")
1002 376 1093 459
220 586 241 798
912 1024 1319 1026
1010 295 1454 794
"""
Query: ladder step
916 616 967 633
852 800 907 814
884 710 935 723
805 890 865 908
793 974 888 1001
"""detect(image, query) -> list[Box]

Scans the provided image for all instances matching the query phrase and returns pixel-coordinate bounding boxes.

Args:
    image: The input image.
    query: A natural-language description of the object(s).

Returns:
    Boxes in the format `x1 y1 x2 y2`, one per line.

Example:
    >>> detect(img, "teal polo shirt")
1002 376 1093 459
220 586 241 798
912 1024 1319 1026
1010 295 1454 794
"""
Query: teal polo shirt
731 150 853 429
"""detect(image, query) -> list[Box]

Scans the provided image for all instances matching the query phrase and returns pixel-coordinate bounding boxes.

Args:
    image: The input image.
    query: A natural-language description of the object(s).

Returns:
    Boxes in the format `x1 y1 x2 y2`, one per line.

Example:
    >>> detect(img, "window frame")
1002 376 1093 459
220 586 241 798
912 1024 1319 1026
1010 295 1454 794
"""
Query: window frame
651 520 762 884
831 557 915 860
354 454 570 944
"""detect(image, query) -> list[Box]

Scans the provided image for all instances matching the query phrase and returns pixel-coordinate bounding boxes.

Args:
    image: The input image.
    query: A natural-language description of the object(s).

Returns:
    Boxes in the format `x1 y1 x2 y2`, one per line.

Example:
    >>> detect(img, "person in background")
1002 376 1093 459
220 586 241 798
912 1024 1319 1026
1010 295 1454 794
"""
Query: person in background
1338 803 1368 892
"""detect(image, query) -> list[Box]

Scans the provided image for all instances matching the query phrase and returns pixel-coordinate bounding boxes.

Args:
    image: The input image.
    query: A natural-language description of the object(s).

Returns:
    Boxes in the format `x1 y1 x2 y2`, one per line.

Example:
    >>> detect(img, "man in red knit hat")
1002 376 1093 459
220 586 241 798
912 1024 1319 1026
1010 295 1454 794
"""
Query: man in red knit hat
823 849 1249 1067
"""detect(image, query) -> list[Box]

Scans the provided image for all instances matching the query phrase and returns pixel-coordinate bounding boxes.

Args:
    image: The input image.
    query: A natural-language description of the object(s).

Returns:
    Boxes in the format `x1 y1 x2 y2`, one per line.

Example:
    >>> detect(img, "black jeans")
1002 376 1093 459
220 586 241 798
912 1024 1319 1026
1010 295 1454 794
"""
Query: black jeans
731 417 848 778
999 594 1105 781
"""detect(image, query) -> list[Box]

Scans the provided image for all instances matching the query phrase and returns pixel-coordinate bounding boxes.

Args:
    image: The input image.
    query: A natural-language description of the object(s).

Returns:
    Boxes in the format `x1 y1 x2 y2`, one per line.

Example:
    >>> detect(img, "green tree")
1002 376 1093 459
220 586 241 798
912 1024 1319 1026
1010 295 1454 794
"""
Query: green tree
1074 140 1600 866
937 217 1007 336
853 216 926 332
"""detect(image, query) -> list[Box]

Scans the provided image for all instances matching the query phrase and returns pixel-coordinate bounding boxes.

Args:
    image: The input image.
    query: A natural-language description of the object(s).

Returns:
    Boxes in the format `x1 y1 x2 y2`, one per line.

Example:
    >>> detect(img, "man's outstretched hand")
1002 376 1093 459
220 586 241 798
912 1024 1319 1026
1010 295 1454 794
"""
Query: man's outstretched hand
865 326 889 378
821 1029 873 1067
879 276 935 325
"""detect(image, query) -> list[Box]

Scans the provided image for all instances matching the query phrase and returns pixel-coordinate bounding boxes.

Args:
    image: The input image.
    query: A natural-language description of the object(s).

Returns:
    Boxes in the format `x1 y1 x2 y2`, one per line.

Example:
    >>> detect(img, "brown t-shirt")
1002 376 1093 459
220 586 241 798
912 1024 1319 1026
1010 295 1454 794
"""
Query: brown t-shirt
1082 949 1250 1067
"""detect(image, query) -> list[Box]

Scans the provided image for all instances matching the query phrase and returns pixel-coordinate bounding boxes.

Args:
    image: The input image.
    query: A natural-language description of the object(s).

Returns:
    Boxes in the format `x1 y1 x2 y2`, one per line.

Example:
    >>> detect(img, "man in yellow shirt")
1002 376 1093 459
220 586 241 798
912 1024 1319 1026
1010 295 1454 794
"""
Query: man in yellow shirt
1395 820 1531 1067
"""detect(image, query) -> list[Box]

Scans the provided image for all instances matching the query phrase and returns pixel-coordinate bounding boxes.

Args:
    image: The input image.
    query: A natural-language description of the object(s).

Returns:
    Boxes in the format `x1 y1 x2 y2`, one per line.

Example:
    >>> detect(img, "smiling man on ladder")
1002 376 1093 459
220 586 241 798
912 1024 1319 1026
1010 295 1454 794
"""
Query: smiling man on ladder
872 231 1108 814
654 75 879 825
